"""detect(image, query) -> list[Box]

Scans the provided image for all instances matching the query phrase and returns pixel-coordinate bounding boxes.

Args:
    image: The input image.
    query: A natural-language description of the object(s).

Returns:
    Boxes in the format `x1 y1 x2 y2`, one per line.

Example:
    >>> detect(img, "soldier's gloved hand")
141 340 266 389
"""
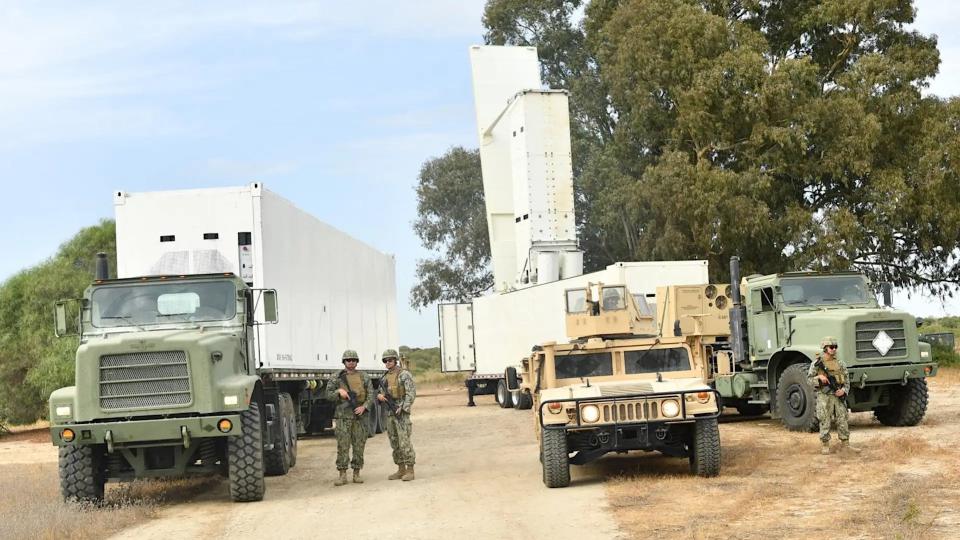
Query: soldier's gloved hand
818 374 829 385
338 388 349 400
835 389 846 398
377 394 387 402
354 405 366 415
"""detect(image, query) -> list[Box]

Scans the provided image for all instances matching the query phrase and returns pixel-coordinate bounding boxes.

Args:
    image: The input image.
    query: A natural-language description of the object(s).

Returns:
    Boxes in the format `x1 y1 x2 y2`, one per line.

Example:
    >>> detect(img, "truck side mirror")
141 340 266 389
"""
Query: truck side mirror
505 367 520 391
54 300 80 337
262 290 279 323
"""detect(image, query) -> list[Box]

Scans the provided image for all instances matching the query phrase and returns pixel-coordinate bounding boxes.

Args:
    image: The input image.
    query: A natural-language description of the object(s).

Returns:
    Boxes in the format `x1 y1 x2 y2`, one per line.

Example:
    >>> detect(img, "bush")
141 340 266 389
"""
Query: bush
932 343 960 367
400 346 441 375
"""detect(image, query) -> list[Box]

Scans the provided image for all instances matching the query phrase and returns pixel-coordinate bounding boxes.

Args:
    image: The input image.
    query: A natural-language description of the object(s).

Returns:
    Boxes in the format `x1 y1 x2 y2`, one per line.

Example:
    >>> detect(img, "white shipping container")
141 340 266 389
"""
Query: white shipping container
114 183 398 373
440 261 709 374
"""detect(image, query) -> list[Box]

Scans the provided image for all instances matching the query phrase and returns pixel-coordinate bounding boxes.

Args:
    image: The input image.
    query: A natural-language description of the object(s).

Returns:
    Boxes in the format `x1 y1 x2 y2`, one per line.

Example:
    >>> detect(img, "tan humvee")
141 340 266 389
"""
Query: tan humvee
506 283 724 488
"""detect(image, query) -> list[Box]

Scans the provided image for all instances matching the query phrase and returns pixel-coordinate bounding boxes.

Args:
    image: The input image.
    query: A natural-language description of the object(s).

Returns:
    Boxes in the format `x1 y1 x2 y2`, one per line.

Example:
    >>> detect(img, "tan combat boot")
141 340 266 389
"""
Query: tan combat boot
840 440 861 454
820 441 831 455
334 470 348 486
352 469 364 484
401 465 415 482
388 465 406 480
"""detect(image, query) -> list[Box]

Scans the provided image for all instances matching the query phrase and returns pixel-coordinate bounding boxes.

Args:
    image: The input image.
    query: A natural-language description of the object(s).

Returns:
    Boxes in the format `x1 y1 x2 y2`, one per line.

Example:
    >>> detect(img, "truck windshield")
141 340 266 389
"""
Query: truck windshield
555 352 613 379
624 348 691 374
780 276 871 306
91 280 238 328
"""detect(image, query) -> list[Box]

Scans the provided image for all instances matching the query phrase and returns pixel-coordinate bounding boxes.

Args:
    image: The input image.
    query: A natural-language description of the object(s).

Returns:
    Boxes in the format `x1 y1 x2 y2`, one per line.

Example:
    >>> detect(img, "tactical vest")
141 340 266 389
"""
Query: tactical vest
817 353 847 386
342 371 367 403
386 370 405 400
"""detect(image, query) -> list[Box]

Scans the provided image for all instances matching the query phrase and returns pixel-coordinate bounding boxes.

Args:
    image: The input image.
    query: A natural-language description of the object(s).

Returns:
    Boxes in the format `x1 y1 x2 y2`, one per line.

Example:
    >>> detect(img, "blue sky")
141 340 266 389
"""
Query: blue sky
1 1 958 347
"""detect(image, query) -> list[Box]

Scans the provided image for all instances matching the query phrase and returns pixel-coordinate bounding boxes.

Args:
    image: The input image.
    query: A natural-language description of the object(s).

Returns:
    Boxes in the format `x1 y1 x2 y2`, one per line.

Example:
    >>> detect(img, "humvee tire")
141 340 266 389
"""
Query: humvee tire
776 363 819 432
874 378 928 427
496 380 514 409
541 428 570 488
59 444 105 503
229 401 266 502
515 391 533 410
689 418 720 477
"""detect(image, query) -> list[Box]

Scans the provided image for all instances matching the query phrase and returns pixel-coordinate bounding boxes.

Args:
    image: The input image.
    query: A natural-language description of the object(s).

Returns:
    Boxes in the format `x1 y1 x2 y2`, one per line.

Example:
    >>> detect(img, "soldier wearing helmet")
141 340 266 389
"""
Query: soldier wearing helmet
807 337 860 455
377 348 418 481
325 349 374 486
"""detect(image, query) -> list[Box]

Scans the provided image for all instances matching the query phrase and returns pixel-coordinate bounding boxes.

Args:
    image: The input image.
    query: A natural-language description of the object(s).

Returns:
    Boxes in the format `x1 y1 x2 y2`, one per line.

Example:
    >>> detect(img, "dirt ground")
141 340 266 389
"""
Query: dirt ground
2 372 958 540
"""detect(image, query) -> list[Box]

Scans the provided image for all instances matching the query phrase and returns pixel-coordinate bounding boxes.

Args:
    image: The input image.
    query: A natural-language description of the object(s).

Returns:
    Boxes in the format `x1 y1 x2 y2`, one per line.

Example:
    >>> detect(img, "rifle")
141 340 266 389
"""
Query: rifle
339 372 360 413
814 358 846 402
381 378 401 415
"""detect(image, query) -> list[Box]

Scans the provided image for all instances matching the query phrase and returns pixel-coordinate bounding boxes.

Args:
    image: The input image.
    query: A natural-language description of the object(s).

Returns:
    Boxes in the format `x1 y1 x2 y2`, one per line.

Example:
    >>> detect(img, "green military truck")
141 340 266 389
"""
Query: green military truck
718 256 937 430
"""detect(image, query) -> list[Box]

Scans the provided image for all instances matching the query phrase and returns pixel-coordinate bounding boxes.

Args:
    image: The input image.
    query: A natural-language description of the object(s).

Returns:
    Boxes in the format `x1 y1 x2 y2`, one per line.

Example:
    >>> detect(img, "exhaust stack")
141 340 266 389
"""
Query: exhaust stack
729 256 747 365
95 253 110 281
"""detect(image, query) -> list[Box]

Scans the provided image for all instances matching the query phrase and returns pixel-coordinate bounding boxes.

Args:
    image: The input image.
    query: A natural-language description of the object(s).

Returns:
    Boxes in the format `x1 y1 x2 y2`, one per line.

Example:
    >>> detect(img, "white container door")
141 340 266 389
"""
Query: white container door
439 303 475 372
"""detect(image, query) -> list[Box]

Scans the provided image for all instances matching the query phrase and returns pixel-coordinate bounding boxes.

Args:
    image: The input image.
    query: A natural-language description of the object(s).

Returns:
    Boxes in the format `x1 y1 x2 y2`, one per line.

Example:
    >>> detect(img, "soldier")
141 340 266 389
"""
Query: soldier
807 337 860 455
326 349 374 486
377 349 417 481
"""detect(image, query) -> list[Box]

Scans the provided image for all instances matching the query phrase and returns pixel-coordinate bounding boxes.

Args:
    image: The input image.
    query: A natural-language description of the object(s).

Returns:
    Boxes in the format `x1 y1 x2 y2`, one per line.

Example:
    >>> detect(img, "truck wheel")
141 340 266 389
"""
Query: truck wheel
229 401 266 502
735 403 767 416
688 418 721 477
281 393 298 467
367 402 381 436
377 401 389 434
776 363 819 432
874 378 928 426
541 428 570 488
265 399 292 477
496 380 514 409
515 391 533 410
59 444 105 504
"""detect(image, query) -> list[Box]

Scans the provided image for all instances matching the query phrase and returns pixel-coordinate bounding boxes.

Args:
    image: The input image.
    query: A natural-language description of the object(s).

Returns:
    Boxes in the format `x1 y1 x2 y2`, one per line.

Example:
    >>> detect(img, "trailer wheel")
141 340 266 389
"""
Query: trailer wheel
496 380 514 409
59 444 105 504
688 418 721 477
515 391 533 410
280 393 298 467
874 378 928 426
541 427 570 488
229 401 266 502
776 363 819 432
265 400 292 477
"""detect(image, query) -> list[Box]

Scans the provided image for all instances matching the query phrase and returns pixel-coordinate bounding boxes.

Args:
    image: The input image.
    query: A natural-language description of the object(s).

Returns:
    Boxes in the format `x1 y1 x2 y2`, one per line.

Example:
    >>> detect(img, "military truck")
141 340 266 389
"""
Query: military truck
49 184 399 503
716 256 937 431
509 283 721 488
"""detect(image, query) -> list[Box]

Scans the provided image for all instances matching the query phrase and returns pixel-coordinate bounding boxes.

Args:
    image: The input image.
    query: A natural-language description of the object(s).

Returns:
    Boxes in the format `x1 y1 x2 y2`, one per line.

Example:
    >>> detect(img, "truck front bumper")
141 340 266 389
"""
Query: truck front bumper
848 362 937 389
50 413 243 447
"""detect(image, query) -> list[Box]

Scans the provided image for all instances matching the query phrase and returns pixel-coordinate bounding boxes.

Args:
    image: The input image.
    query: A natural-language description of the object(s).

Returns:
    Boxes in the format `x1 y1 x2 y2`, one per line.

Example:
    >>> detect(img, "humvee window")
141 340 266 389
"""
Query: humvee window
601 287 626 310
624 347 691 374
555 352 614 379
566 289 588 313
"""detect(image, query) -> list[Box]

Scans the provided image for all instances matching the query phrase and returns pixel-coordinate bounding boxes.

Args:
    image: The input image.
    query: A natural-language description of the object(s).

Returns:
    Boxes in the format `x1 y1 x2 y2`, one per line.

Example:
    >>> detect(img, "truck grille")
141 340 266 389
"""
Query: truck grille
99 351 192 410
855 321 907 360
589 400 662 423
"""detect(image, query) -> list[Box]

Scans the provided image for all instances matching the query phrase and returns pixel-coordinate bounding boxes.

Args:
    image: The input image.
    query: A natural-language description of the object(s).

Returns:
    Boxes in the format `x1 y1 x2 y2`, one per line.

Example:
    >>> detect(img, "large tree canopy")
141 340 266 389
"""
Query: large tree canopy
412 0 960 305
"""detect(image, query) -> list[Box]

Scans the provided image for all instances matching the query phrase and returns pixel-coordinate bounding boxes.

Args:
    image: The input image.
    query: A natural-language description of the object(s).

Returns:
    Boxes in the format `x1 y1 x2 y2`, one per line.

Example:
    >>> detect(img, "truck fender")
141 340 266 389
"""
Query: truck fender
768 348 816 393
48 386 77 419
217 375 262 411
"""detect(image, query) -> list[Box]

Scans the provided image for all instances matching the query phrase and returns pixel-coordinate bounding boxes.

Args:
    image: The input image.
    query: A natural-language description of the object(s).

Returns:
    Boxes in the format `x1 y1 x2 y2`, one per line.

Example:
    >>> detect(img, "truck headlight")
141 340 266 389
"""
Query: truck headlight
581 405 601 423
921 351 929 358
661 399 681 418
55 405 72 417
223 395 239 406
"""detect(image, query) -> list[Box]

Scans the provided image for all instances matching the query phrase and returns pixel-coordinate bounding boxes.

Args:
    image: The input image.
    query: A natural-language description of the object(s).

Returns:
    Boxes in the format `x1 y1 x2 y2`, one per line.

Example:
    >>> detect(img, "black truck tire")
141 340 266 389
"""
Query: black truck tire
229 401 266 502
776 363 819 432
874 378 929 426
265 399 292 477
59 444 105 503
735 403 767 416
514 391 533 410
689 418 721 477
376 400 389 434
496 380 514 409
541 428 570 488
281 393 298 467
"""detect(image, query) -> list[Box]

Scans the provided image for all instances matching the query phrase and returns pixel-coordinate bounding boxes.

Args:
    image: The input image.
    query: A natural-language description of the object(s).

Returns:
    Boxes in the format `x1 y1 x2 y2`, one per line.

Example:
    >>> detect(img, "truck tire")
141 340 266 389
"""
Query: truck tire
281 393 298 467
229 401 266 502
367 402 381 436
541 428 570 488
59 444 105 504
496 380 514 409
776 363 819 432
735 403 767 416
265 399 292 477
688 418 721 477
874 378 928 427
376 401 388 434
515 391 533 410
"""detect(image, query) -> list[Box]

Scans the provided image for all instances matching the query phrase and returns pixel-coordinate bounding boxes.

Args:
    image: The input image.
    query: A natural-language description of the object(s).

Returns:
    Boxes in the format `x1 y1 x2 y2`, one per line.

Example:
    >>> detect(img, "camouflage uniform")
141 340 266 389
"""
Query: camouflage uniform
378 349 417 481
325 352 374 476
807 338 851 448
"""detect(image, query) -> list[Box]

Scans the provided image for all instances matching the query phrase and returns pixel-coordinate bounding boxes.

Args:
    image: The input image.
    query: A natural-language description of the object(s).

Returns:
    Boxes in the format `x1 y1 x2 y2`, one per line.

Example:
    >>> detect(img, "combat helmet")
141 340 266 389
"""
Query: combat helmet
381 349 399 361
820 336 838 349
341 349 360 362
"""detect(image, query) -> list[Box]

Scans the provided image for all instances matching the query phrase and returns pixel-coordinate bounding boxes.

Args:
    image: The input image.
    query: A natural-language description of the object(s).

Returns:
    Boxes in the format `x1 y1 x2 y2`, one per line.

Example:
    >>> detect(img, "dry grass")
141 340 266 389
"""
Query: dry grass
933 366 960 385
416 371 468 389
0 462 220 540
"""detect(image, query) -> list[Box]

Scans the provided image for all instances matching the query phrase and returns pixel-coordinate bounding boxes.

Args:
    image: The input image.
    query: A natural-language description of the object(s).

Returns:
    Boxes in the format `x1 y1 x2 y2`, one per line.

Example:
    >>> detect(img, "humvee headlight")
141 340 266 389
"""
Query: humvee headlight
61 428 76 442
547 402 563 414
223 395 239 406
661 399 681 418
55 405 72 417
217 419 233 433
581 405 601 423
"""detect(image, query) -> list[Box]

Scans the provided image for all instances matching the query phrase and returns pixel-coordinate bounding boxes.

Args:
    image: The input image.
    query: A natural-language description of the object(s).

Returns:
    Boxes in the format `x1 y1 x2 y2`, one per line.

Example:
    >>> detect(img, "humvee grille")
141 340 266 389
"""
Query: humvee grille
99 351 192 410
855 320 907 360
596 400 660 423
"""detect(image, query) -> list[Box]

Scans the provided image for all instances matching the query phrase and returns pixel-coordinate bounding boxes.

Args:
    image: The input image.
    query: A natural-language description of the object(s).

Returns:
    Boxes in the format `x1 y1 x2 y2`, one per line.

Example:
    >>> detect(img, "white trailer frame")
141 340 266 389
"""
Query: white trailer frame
114 182 399 374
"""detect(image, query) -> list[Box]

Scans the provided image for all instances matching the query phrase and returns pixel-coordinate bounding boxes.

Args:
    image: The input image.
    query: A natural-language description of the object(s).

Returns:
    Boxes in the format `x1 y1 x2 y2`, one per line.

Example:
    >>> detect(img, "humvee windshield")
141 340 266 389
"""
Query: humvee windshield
555 352 614 379
780 276 872 306
624 348 691 374
91 280 238 328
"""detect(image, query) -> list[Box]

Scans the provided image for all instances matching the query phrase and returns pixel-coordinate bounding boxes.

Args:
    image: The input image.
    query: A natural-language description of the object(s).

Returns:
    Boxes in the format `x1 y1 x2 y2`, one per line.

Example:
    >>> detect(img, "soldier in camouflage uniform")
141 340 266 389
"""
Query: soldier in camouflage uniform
807 337 860 455
326 349 375 486
377 349 417 481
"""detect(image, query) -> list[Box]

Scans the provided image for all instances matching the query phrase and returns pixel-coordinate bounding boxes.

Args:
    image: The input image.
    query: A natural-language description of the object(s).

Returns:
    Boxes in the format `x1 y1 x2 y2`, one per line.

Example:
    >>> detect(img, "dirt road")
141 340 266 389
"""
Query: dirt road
111 388 622 540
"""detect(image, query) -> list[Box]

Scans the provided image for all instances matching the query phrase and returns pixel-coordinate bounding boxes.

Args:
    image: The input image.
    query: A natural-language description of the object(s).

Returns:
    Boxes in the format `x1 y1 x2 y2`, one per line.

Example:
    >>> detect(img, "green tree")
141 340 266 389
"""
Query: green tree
410 148 492 308
0 220 116 424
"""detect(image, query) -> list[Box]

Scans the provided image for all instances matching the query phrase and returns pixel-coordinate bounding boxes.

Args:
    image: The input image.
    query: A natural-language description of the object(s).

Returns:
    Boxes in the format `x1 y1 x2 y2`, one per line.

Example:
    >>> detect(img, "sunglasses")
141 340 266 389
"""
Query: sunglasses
344 359 359 362
826 345 838 350
382 358 397 363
